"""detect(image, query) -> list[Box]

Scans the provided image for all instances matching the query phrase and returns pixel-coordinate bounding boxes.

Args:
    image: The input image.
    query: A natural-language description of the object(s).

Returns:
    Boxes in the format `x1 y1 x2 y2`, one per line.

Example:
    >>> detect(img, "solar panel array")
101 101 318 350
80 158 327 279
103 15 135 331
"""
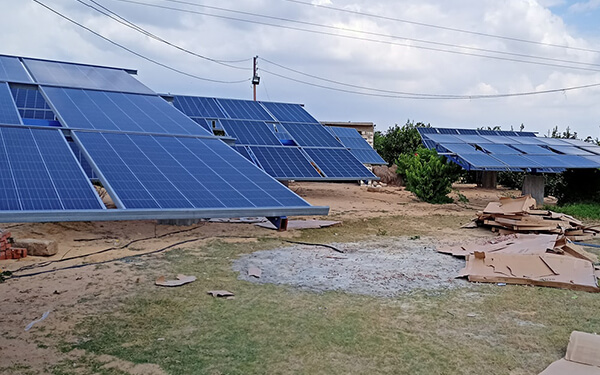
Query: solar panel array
171 95 376 181
418 127 600 172
0 55 327 221
327 126 386 165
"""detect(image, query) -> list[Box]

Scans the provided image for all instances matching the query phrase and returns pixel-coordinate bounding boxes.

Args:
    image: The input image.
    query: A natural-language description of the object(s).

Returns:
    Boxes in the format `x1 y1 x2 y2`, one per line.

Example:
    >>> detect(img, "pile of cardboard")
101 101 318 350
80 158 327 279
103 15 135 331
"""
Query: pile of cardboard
539 331 600 374
438 233 600 292
470 195 600 241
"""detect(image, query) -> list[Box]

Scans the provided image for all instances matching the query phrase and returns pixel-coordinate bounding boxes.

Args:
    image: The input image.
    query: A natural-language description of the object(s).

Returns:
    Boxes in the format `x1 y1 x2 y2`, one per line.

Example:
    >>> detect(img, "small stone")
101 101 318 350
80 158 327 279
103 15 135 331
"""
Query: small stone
12 239 58 256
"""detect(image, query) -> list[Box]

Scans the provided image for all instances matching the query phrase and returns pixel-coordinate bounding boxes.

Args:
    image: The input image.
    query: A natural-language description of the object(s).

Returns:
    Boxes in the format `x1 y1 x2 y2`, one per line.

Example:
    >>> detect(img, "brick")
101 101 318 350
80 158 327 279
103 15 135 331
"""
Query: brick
0 251 5 260
11 249 20 259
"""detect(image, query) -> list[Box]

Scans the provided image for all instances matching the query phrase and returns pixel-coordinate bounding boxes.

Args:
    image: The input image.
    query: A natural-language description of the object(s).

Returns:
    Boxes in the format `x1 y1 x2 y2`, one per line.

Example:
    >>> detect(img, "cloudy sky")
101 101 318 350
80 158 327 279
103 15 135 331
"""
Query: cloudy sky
2 0 600 138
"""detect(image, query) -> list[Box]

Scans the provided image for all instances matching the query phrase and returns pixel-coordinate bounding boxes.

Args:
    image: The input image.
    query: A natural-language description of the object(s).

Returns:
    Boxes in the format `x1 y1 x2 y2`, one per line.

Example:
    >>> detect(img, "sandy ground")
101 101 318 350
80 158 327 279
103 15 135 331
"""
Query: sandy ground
0 182 521 374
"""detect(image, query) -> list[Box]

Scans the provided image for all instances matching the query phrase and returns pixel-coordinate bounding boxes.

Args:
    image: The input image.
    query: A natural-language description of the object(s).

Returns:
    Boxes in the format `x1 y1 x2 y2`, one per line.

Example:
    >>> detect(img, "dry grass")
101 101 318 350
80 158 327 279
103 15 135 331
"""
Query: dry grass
59 219 600 375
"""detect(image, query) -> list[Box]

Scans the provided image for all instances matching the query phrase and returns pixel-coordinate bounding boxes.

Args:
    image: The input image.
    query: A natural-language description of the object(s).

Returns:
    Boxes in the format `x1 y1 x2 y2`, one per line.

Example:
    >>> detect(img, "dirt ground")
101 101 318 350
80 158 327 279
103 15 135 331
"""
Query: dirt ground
0 182 523 374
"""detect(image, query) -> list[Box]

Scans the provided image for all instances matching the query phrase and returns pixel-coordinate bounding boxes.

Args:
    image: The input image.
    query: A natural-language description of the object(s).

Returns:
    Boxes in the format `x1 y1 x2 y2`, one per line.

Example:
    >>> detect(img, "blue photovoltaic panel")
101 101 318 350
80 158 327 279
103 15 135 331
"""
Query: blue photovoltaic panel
418 128 438 134
490 154 543 168
0 127 103 210
260 102 319 123
524 155 599 168
506 136 546 145
249 146 322 179
234 145 252 161
455 135 488 143
217 98 274 121
477 130 499 135
0 56 32 83
304 148 375 178
478 143 520 154
510 144 555 155
457 153 508 169
549 146 595 156
536 137 570 146
23 58 154 94
584 155 600 164
282 122 342 147
0 83 22 125
497 131 519 136
480 135 515 144
438 143 478 154
69 141 96 180
328 127 368 149
172 96 226 118
581 146 600 155
190 117 213 132
75 132 310 209
560 138 589 147
43 87 211 136
349 148 387 165
10 85 55 121
514 131 537 137
438 128 459 134
220 119 281 146
424 134 463 143
457 129 479 135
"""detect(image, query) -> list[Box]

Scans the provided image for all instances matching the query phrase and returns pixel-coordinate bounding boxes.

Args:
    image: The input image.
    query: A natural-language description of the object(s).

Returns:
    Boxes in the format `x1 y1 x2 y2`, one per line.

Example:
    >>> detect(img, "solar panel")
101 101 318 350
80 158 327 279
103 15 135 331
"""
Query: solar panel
282 122 342 147
424 134 463 143
43 87 211 136
490 154 542 168
172 95 226 118
328 127 368 148
0 56 32 83
10 85 55 121
506 136 546 145
220 120 281 146
454 135 488 143
514 131 537 137
581 145 600 155
479 135 515 144
583 155 600 164
510 144 556 155
0 126 103 210
549 146 596 156
536 137 570 146
0 83 22 125
476 130 499 135
457 153 508 169
234 145 252 161
23 58 154 94
348 148 386 165
478 143 520 154
456 129 479 135
304 148 375 179
260 102 320 123
560 138 589 147
248 146 322 179
75 131 311 209
189 117 213 132
438 128 460 134
217 98 274 121
438 143 478 154
69 141 97 180
418 127 438 134
524 155 599 168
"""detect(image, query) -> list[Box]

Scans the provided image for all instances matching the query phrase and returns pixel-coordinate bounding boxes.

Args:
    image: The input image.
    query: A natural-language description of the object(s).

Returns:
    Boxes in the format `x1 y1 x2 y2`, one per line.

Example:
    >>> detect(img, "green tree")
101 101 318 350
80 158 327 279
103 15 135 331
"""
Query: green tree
396 147 462 204
373 120 429 165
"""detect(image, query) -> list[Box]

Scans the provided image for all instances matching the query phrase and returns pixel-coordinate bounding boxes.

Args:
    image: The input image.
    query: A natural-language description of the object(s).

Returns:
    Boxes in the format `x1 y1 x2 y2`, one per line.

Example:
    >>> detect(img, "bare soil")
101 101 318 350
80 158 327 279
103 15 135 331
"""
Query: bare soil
0 182 520 374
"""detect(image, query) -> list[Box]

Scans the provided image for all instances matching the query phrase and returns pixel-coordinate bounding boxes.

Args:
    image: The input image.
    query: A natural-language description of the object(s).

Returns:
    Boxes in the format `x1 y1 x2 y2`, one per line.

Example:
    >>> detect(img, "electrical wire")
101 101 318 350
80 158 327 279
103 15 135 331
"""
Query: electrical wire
33 0 250 84
110 0 600 72
76 0 251 70
281 0 600 55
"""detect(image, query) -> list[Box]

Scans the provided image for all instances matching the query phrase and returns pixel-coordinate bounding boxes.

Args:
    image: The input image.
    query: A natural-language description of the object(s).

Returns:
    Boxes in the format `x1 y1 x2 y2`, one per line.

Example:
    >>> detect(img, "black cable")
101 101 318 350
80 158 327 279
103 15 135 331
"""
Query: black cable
33 0 251 84
77 0 250 71
283 239 344 253
111 0 600 72
281 0 600 55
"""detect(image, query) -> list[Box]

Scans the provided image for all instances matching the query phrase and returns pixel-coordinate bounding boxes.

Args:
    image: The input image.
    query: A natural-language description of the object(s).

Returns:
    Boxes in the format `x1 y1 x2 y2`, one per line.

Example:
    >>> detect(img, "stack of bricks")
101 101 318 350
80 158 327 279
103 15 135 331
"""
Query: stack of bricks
0 229 27 260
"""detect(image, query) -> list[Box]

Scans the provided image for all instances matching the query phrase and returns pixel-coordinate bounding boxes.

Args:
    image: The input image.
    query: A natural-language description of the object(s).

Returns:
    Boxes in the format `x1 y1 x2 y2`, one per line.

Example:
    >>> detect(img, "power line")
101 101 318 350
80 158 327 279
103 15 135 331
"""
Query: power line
109 0 600 73
33 0 250 84
76 0 251 70
281 0 600 55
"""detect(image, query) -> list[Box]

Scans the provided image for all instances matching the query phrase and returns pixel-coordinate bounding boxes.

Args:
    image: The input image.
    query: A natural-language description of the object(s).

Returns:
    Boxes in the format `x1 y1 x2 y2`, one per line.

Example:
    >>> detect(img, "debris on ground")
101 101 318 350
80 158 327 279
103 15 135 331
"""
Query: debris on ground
248 265 261 278
207 290 235 298
25 310 51 331
372 164 403 186
539 331 600 374
440 224 600 292
12 238 58 256
155 274 197 287
468 195 599 240
256 220 341 230
0 230 28 260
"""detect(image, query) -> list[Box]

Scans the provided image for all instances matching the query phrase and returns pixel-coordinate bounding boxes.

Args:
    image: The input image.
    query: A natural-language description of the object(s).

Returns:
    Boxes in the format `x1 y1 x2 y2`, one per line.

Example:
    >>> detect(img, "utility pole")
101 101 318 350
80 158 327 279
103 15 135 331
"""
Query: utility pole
252 56 260 101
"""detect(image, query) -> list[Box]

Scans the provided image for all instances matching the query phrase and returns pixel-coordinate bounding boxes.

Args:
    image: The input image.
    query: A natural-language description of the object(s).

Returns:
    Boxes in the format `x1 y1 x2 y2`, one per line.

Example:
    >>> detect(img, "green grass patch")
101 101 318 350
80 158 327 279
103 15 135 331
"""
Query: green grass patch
68 237 600 375
546 202 600 220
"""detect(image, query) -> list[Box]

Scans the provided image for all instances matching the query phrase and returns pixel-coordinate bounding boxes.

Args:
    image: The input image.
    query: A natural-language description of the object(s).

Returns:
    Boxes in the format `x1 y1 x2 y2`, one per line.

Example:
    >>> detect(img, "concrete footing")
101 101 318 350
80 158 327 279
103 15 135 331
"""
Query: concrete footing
522 175 545 207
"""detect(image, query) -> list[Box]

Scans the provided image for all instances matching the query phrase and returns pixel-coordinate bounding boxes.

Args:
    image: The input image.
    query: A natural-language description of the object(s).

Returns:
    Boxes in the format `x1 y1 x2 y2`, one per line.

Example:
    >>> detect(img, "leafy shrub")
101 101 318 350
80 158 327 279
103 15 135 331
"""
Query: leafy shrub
374 120 429 165
396 147 462 204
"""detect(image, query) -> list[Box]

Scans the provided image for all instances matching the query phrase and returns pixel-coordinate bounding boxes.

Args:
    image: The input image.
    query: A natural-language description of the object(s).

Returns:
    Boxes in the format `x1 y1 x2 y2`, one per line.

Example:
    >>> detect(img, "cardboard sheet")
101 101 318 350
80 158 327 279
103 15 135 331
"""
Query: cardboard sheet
539 331 600 374
458 252 599 292
438 233 557 257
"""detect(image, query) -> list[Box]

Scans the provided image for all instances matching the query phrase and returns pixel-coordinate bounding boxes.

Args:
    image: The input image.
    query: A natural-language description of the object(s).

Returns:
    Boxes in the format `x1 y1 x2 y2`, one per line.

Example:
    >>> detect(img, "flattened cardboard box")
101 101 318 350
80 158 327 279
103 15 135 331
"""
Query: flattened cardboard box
539 331 600 374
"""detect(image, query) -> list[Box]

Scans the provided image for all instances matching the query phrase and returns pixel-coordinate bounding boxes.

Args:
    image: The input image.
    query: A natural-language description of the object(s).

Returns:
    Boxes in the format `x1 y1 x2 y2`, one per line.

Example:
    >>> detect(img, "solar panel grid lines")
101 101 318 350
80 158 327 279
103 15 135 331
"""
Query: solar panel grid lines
438 143 478 155
281 122 343 147
216 98 275 121
0 83 23 125
479 135 518 144
478 143 521 154
506 136 546 145
0 56 32 83
0 127 103 210
348 148 386 165
23 58 154 94
581 146 600 155
584 155 600 164
220 119 281 146
455 152 509 169
488 154 542 168
260 101 320 123
43 87 212 136
548 146 596 156
172 95 226 118
424 134 463 143
0 128 22 210
536 137 571 146
510 144 556 155
10 86 55 121
303 148 375 178
248 146 322 179
189 117 213 132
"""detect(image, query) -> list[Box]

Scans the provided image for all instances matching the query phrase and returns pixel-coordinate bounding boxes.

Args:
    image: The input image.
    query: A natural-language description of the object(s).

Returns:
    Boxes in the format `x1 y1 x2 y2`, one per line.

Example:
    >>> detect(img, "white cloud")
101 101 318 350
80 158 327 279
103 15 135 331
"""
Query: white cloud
569 0 600 13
